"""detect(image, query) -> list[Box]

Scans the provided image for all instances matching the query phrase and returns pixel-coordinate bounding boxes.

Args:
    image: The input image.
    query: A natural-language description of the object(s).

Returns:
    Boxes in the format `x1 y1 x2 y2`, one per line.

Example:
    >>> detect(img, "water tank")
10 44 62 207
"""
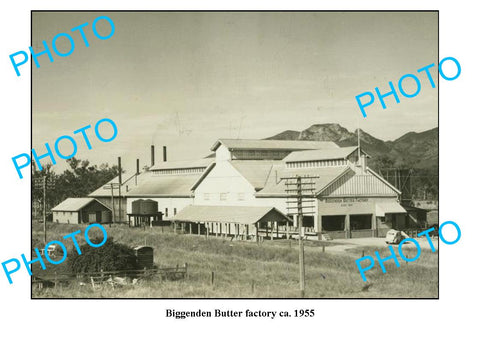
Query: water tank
134 246 154 269
140 199 158 215
131 199 144 214
132 199 158 215
101 210 112 223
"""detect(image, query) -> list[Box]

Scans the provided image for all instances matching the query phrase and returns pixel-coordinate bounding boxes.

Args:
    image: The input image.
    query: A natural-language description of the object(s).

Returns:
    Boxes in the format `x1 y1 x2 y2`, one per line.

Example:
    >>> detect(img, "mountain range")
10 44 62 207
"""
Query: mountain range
266 123 438 169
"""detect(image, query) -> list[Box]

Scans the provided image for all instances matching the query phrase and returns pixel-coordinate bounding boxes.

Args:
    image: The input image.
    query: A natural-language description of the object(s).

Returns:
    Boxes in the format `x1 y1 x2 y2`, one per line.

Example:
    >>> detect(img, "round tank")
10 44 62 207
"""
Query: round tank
140 199 158 215
131 199 144 214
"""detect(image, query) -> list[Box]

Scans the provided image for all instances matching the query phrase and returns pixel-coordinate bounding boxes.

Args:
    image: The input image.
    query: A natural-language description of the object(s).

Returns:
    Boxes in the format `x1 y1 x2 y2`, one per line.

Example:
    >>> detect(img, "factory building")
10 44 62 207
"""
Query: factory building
82 138 406 239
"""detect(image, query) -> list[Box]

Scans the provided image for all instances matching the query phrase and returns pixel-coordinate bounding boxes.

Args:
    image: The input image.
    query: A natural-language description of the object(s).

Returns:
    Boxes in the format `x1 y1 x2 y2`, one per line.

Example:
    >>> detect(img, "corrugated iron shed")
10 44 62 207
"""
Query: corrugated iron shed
172 205 291 224
52 198 110 212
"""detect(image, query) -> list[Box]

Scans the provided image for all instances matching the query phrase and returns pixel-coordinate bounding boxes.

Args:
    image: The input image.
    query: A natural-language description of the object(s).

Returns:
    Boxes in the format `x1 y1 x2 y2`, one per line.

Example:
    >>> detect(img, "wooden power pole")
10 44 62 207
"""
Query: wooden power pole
283 175 318 298
34 176 55 245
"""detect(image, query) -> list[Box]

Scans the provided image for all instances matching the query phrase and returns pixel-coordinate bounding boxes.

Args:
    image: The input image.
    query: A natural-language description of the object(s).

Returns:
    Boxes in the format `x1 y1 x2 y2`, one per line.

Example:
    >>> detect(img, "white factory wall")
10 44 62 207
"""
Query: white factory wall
193 161 257 206
126 197 194 220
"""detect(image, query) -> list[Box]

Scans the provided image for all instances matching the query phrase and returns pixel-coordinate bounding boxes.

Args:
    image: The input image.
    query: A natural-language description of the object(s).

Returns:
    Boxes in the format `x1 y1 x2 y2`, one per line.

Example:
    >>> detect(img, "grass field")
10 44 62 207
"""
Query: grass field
31 222 438 298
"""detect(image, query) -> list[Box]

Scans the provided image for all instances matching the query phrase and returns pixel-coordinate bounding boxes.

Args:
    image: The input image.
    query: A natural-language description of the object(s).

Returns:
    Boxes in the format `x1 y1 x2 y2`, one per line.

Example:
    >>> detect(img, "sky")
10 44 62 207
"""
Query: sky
32 11 438 174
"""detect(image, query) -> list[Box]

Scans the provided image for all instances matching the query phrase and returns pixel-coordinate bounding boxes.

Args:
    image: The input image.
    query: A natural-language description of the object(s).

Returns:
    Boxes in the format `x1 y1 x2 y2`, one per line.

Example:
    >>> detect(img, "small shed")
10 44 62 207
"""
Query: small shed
52 198 112 224
134 246 154 269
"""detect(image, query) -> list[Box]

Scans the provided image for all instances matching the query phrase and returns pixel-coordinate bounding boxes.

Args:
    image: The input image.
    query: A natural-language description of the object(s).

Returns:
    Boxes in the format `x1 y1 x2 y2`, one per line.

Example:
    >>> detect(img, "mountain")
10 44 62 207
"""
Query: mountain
266 123 438 169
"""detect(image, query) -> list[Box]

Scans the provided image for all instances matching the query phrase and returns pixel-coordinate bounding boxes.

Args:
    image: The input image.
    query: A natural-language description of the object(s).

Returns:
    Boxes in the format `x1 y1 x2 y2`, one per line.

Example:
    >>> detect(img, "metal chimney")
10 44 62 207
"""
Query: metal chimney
136 158 140 174
163 146 167 162
118 157 122 185
151 145 155 166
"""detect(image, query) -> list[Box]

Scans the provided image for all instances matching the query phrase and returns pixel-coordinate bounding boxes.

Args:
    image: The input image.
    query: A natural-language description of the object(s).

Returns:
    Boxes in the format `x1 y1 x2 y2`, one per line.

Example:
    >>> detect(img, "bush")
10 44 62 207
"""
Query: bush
67 238 137 273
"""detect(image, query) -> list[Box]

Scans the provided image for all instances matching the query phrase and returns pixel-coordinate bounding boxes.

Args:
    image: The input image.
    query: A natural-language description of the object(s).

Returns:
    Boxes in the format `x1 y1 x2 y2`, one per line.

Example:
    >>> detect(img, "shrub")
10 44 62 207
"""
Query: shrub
67 238 137 273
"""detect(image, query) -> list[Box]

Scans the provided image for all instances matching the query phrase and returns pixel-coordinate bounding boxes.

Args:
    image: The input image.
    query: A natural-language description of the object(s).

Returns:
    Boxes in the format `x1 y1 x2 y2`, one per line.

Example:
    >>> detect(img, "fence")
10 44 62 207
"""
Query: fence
32 263 188 290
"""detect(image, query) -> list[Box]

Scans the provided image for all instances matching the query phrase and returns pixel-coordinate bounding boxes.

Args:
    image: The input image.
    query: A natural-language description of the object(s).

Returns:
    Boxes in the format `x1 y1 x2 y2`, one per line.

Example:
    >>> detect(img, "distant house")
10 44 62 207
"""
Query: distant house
52 198 112 224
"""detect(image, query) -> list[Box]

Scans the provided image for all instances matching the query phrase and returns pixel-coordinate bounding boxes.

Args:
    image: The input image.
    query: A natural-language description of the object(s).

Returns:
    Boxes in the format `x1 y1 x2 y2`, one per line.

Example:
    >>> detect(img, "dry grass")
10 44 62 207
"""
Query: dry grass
32 222 438 298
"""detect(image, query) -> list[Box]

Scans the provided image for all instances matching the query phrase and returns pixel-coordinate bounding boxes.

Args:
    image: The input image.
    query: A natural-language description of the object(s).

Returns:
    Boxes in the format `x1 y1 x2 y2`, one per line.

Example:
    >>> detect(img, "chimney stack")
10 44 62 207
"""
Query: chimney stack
136 158 140 175
118 157 122 185
360 154 367 173
151 145 155 166
163 146 167 162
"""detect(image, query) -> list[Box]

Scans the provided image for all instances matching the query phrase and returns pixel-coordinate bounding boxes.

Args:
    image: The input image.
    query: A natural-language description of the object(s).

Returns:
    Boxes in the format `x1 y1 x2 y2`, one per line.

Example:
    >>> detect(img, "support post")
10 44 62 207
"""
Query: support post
43 176 46 245
345 214 351 239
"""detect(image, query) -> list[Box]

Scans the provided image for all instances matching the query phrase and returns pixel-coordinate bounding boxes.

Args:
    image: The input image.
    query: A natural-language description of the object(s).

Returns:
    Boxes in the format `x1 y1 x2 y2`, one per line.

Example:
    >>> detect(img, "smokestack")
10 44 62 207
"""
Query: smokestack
151 145 155 166
163 146 167 162
136 159 140 174
118 157 122 185
360 154 366 173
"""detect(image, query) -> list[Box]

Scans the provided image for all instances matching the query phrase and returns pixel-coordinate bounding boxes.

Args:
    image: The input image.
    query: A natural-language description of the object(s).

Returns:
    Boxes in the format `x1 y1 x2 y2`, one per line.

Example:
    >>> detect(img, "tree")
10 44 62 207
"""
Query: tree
67 238 137 273
31 157 121 210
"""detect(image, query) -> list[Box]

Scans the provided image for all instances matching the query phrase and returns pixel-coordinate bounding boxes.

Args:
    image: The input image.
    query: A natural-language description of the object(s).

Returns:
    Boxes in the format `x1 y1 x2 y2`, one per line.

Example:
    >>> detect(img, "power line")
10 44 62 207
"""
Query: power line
282 175 319 298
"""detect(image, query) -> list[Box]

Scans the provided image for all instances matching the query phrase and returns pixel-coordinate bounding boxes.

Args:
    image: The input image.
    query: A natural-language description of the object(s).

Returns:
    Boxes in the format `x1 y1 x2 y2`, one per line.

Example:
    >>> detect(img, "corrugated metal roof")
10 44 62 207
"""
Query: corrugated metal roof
284 146 359 163
257 166 352 197
211 139 339 151
52 198 97 212
172 205 290 224
375 202 407 217
230 160 282 190
125 172 201 197
89 172 138 197
149 158 213 171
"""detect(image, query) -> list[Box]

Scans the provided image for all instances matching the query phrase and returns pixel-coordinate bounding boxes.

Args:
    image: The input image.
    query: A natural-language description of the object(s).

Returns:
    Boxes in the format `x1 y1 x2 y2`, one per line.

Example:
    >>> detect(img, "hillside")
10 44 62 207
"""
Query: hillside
267 123 438 169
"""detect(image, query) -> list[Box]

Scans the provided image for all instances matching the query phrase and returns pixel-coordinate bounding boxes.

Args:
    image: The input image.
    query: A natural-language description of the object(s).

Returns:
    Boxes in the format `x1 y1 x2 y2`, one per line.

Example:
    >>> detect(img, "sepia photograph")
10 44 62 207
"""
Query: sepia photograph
31 11 439 298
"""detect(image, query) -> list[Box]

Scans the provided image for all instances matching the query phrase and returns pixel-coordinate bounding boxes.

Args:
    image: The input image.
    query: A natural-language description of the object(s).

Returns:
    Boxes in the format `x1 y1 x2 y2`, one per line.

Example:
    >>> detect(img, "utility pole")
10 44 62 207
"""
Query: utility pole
118 157 122 223
43 177 46 244
283 175 318 298
103 182 119 223
297 176 305 297
34 176 55 245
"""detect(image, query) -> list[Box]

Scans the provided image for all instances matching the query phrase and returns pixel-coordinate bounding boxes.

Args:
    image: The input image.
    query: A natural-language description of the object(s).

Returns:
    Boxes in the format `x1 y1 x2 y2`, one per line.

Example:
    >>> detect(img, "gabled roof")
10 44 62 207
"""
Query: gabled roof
89 172 138 197
172 205 292 224
125 172 200 197
256 166 352 197
52 198 110 212
229 160 282 190
149 158 213 171
366 167 402 195
210 139 339 151
317 167 401 197
284 146 369 163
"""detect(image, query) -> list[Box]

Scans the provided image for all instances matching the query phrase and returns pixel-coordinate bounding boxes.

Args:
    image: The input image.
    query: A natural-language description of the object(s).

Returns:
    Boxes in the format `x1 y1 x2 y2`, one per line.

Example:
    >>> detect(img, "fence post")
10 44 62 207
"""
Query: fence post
211 271 215 286
322 245 325 253
251 280 255 294
184 263 188 279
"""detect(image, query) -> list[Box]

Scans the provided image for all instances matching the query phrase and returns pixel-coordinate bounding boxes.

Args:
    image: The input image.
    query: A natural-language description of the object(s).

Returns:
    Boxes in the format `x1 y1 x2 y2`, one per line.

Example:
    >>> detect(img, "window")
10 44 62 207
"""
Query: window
174 208 177 215
204 193 210 200
237 193 245 201
165 208 168 217
220 193 227 201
